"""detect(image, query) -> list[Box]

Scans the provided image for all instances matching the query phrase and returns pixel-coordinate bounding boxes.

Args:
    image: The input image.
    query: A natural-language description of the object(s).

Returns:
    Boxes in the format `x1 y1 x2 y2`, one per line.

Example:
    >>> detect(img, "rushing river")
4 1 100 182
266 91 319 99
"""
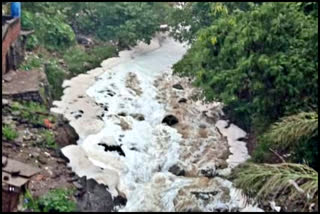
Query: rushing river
51 33 263 212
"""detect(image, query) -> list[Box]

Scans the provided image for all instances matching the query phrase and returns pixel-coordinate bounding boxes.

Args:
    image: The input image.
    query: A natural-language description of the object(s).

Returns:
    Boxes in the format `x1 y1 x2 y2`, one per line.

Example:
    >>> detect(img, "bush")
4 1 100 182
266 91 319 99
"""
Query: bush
2 125 19 141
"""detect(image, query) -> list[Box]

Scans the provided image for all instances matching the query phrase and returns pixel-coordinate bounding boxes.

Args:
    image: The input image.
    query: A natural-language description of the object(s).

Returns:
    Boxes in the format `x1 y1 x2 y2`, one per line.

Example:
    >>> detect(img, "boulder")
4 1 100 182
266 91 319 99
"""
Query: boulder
54 115 79 148
178 98 187 103
162 115 179 126
173 83 184 90
75 176 114 212
169 164 185 176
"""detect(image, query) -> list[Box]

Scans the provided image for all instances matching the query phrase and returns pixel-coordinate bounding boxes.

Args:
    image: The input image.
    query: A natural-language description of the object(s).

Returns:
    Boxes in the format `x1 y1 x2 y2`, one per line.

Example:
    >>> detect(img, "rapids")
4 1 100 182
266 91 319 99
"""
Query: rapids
51 33 263 212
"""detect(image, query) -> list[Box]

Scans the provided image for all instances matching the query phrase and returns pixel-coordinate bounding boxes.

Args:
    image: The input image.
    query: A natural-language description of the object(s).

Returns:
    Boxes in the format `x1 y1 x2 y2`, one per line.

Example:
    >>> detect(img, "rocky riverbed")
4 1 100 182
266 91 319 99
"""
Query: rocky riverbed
51 33 264 212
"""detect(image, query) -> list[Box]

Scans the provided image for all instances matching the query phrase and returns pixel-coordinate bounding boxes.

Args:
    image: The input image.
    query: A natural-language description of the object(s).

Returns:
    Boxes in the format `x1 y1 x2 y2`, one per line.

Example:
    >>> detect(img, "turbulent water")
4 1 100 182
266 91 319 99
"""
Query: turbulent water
51 33 263 212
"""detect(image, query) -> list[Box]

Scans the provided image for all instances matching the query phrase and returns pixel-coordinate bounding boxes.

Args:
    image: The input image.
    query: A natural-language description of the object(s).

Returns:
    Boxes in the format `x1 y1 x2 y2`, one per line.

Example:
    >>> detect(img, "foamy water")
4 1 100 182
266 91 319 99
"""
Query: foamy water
52 34 263 212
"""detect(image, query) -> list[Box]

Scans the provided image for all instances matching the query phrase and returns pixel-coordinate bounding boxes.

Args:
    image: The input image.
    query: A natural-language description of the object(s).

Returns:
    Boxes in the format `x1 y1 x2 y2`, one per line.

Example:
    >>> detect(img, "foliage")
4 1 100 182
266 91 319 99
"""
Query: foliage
230 162 318 211
173 3 318 132
63 44 116 76
254 112 318 169
21 4 75 51
24 188 76 212
59 2 169 48
44 60 66 100
2 125 19 141
167 2 254 44
19 55 43 71
262 112 318 149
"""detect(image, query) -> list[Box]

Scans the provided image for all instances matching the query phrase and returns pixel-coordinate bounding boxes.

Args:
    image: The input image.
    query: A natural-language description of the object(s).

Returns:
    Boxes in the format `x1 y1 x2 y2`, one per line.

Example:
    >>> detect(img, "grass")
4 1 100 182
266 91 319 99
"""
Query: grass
40 130 57 149
2 125 19 141
11 101 49 126
24 188 76 212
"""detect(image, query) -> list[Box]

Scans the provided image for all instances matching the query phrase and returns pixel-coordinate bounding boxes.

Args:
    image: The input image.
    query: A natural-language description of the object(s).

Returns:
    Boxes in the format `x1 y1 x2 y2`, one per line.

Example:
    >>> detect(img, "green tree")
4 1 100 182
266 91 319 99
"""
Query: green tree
173 3 318 132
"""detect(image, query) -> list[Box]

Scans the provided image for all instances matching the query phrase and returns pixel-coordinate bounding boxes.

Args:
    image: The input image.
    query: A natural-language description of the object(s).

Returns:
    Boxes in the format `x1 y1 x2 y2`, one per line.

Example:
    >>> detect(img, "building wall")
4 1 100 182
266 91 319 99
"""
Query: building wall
2 18 21 75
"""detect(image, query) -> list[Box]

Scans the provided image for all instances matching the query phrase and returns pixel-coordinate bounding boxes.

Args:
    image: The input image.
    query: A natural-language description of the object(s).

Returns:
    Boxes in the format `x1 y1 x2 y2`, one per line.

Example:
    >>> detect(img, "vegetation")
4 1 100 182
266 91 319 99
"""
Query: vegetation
40 129 57 149
231 163 318 211
63 44 116 76
254 112 318 169
172 3 318 133
2 125 19 141
171 2 318 211
24 188 76 212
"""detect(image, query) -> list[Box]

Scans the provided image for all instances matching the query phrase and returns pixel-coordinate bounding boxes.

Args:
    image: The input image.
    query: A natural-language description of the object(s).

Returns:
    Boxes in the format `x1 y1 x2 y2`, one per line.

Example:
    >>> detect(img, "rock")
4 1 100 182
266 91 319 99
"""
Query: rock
169 164 185 176
173 83 184 90
31 152 40 159
199 165 217 178
76 177 114 212
37 156 47 165
54 115 79 147
57 148 70 163
73 181 84 190
2 156 8 167
3 76 12 82
2 99 9 106
130 113 145 121
67 176 79 182
113 195 127 207
162 115 179 126
216 160 228 169
199 124 207 129
11 111 21 116
178 98 187 103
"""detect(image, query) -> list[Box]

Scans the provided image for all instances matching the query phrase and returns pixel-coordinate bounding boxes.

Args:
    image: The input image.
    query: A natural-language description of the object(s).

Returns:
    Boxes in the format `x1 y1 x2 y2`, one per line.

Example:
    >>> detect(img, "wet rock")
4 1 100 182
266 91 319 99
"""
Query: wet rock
113 195 127 207
173 83 184 90
98 143 125 157
178 98 187 103
54 115 79 147
76 176 113 212
199 166 217 178
199 124 207 129
130 113 145 121
57 148 70 163
169 164 185 176
118 112 127 117
162 115 179 126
